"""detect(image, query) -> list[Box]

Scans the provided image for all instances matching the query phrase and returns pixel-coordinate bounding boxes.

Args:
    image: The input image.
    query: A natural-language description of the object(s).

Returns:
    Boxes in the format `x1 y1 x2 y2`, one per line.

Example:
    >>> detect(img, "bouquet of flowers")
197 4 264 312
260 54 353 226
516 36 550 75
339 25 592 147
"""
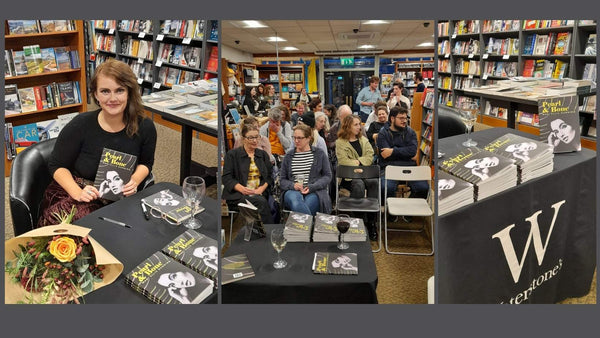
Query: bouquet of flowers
5 223 123 304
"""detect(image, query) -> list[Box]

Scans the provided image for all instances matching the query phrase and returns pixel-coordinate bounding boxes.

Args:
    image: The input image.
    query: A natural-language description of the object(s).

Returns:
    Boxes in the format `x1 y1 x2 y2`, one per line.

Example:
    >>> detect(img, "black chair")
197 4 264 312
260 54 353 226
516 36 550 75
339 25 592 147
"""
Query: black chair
438 106 470 139
335 165 381 253
9 139 154 236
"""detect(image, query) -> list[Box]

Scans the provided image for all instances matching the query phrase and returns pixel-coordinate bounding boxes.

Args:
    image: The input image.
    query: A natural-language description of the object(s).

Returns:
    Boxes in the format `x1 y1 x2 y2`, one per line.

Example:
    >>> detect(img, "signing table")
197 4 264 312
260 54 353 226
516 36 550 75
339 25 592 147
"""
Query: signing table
222 224 378 304
437 128 596 303
75 182 219 303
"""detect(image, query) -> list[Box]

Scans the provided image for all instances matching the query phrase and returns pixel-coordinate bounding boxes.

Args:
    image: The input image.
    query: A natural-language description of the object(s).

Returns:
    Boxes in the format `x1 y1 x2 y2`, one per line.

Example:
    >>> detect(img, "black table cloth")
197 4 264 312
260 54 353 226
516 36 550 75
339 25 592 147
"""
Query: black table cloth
437 128 596 303
75 182 219 304
222 224 378 304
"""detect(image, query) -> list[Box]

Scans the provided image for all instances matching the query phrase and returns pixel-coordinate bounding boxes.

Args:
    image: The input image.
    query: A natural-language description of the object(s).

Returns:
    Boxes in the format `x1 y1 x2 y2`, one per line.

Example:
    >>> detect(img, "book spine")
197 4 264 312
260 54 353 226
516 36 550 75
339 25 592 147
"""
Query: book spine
33 86 43 110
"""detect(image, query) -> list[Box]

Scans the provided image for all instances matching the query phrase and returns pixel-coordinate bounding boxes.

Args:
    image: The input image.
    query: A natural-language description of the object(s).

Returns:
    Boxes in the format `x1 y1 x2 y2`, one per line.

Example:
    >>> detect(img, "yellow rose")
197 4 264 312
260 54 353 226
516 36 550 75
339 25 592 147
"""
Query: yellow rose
48 237 77 262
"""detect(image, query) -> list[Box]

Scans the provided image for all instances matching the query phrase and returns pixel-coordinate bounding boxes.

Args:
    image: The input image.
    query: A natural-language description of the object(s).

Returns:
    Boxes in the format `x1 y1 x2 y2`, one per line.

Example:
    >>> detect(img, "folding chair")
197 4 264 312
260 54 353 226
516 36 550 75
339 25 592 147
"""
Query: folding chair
384 165 434 255
335 165 382 253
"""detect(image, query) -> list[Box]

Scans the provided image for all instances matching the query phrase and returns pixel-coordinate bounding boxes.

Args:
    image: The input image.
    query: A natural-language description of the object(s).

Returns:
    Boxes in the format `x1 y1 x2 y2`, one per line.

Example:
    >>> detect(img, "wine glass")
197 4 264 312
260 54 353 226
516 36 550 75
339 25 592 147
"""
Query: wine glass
336 214 351 250
460 102 479 147
182 176 205 229
271 228 288 269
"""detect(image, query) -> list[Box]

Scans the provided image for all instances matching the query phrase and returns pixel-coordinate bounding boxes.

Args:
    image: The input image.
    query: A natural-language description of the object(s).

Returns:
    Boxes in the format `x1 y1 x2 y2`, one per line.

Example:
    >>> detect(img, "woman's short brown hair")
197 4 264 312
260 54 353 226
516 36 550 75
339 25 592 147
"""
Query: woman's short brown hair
337 114 362 140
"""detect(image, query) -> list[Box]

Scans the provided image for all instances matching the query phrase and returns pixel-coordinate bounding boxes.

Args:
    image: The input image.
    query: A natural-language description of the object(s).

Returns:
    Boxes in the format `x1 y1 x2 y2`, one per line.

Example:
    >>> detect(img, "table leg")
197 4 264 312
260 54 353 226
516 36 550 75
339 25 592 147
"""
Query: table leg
180 125 193 185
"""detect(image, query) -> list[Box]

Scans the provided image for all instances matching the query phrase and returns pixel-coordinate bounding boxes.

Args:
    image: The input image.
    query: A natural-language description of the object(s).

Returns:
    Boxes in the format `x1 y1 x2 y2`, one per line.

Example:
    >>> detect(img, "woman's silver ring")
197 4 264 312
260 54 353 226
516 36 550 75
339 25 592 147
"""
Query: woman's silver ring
86 190 93 195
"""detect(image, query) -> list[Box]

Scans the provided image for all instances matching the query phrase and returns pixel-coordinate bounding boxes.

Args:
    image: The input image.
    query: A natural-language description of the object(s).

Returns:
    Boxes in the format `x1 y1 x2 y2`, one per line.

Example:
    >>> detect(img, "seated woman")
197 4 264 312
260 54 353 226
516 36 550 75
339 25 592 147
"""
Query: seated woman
222 123 274 224
314 111 330 140
233 116 273 163
242 86 260 116
366 105 389 152
280 124 332 216
38 59 157 227
298 111 328 156
335 115 378 239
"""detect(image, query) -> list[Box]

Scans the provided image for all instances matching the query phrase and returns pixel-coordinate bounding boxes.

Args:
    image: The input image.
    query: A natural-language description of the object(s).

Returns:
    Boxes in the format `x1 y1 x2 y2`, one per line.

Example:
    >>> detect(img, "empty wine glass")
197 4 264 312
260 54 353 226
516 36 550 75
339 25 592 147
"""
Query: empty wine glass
182 176 205 229
460 102 479 147
271 228 288 269
336 214 351 250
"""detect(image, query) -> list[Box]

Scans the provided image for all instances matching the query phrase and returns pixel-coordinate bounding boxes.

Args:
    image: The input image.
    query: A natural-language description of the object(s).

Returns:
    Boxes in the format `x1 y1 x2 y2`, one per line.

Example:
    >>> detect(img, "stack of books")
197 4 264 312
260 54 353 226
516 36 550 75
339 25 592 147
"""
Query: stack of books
312 213 339 242
437 170 474 215
439 147 517 202
484 133 554 184
283 212 313 242
343 216 368 242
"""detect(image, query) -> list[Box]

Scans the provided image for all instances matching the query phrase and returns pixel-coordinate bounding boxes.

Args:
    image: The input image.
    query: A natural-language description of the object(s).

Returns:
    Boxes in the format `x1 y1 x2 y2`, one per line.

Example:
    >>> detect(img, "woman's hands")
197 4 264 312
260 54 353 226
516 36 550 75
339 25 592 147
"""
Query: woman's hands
122 178 139 197
77 185 100 202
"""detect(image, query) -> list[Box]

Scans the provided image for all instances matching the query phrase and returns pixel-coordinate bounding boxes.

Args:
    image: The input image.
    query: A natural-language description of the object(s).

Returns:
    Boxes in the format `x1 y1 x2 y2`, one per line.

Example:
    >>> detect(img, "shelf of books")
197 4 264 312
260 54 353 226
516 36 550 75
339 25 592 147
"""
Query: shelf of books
419 89 435 167
437 19 596 150
4 19 88 176
256 64 305 110
392 58 435 99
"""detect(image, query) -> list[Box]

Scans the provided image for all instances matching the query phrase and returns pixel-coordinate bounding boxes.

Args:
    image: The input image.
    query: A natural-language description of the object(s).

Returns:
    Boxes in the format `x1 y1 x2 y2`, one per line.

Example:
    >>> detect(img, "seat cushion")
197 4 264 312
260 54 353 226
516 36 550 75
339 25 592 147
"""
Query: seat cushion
386 198 432 217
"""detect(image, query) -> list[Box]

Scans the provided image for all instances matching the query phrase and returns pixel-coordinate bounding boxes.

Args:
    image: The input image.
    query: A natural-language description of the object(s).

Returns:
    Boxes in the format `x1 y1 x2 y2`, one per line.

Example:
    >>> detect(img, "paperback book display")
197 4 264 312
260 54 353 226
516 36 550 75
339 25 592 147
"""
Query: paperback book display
237 199 267 241
93 148 137 201
161 230 218 284
439 147 517 201
344 217 368 242
437 170 474 215
141 189 204 225
538 96 582 153
221 253 256 285
283 212 313 242
312 213 339 242
312 252 359 275
483 133 554 183
124 251 214 304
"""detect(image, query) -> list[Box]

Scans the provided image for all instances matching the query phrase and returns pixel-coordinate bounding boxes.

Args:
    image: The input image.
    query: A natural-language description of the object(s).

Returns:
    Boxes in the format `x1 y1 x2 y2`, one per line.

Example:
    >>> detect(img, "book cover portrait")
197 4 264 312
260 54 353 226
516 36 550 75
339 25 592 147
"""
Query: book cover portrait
93 148 137 201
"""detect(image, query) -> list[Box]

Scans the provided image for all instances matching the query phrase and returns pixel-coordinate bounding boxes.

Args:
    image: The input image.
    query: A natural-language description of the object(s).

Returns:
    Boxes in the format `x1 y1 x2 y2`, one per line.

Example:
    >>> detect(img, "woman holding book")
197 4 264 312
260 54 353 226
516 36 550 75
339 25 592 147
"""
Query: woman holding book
38 59 157 227
280 124 332 216
222 123 274 224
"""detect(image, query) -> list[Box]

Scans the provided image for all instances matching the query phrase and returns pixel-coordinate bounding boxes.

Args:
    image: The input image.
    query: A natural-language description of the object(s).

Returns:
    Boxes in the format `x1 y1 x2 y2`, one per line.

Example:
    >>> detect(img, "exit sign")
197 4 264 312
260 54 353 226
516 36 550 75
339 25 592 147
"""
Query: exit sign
340 57 354 66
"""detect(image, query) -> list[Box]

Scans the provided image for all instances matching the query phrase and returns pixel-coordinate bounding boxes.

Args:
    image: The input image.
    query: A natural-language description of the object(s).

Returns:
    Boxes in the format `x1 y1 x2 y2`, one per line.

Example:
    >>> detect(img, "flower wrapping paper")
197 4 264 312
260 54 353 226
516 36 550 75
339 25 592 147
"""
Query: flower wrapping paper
4 223 123 304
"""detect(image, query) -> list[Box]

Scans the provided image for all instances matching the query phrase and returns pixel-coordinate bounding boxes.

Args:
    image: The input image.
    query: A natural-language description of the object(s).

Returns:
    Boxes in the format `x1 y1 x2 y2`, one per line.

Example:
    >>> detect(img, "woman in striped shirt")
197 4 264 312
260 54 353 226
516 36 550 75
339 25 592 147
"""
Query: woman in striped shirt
279 124 332 216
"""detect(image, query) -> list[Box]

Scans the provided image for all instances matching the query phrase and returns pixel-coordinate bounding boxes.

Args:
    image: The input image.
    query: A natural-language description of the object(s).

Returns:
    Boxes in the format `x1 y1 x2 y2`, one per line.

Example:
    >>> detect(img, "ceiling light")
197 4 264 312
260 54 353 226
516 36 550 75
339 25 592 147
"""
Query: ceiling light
417 42 434 47
282 47 298 51
358 45 375 49
363 20 390 25
262 36 287 42
242 20 267 28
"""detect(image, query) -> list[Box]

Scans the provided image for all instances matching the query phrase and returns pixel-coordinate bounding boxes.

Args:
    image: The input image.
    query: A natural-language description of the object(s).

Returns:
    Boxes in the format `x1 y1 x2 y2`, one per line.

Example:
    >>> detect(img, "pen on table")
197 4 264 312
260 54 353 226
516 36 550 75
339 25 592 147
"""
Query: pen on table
141 202 150 220
99 217 131 228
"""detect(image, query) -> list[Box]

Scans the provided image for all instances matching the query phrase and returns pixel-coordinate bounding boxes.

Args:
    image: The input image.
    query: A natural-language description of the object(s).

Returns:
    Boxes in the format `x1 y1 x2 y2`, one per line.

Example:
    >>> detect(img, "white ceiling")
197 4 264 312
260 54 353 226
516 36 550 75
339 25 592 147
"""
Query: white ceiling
222 20 435 55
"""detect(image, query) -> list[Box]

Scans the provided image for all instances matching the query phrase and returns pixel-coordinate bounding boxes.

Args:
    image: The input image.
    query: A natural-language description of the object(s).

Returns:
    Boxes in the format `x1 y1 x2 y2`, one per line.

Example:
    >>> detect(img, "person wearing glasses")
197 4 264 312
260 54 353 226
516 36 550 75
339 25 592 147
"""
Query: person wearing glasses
377 107 428 220
38 58 157 227
223 123 274 224
280 124 332 216
234 116 273 163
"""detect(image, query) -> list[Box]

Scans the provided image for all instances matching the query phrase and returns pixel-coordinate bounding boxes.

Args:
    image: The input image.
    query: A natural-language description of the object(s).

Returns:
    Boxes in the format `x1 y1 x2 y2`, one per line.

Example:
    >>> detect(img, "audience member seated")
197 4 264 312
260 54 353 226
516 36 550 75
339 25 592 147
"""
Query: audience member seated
323 104 337 126
387 82 411 111
298 111 328 156
242 86 260 116
260 107 293 162
314 111 330 140
290 101 307 127
365 101 391 131
377 107 428 211
222 123 274 224
233 116 274 163
280 124 332 216
38 59 157 227
308 97 323 113
335 115 378 239
366 105 389 152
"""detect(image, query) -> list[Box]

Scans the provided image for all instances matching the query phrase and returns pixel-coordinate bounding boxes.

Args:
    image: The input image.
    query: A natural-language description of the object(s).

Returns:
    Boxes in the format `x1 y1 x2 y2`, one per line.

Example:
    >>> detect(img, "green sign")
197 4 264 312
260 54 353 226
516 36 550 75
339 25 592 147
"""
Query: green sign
340 57 354 66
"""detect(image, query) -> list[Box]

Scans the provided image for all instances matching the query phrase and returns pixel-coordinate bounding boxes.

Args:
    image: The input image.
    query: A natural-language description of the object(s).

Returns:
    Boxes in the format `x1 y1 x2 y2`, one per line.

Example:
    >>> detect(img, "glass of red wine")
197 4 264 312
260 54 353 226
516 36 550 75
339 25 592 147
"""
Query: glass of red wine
336 214 350 250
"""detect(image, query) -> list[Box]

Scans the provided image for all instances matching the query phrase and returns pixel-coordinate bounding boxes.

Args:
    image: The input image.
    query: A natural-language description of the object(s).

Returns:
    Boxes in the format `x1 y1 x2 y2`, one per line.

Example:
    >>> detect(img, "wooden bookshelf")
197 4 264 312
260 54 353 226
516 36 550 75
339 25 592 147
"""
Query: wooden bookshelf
5 20 88 176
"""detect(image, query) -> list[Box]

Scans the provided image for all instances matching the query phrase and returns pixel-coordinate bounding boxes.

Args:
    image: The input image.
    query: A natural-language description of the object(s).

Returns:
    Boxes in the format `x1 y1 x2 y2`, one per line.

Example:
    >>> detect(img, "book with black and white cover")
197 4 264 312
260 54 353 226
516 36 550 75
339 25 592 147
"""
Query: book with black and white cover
237 199 267 241
538 96 581 153
283 211 313 242
344 216 368 242
161 230 218 284
141 189 204 225
4 50 15 77
12 50 28 76
312 213 339 242
312 252 358 275
93 148 137 201
483 133 554 183
221 253 256 285
58 81 77 105
5 84 22 116
124 251 214 304
584 34 596 56
437 170 474 215
439 147 517 201
36 119 61 141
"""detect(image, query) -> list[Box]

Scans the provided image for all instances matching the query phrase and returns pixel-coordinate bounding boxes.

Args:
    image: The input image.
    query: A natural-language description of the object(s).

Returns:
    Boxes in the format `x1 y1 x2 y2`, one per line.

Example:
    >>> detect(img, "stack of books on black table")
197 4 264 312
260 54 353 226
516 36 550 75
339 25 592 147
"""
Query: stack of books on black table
312 213 339 242
124 251 214 304
161 230 218 285
283 211 313 242
344 216 368 242
439 147 517 201
484 133 554 184
438 170 474 215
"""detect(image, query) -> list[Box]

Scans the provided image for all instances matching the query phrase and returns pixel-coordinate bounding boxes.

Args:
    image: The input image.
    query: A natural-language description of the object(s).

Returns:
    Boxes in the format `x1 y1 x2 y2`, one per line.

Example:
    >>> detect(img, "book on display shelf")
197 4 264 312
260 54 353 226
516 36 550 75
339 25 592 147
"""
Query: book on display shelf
161 230 218 284
12 50 28 75
17 87 37 113
23 44 43 75
538 95 582 153
283 211 313 242
584 34 596 56
439 147 517 202
437 170 474 215
57 81 78 105
11 123 39 149
312 252 358 275
53 47 72 71
4 50 15 77
221 253 255 285
40 48 58 72
5 84 22 116
36 119 62 141
141 189 204 225
124 251 214 304
93 148 137 201
483 133 554 184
